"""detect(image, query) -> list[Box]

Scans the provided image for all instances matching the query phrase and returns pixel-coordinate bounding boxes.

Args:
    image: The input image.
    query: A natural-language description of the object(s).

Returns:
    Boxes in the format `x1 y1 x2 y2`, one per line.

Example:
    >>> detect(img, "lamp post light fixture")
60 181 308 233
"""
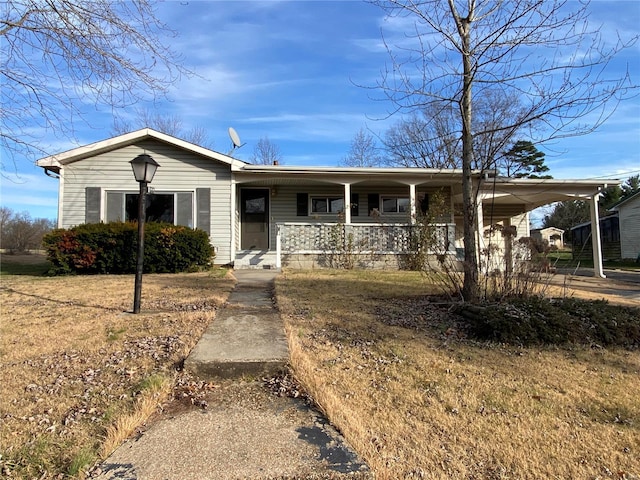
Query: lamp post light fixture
130 153 160 314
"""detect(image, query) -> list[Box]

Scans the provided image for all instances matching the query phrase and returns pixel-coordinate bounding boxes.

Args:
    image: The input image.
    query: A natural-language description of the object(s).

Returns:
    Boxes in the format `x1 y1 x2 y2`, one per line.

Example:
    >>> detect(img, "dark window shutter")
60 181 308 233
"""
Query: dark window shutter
350 193 359 217
196 188 210 234
297 193 308 216
85 187 101 224
420 194 429 214
368 193 379 216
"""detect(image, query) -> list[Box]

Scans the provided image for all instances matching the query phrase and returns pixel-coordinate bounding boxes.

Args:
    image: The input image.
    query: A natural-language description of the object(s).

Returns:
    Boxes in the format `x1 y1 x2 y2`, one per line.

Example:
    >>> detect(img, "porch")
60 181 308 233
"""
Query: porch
234 222 457 269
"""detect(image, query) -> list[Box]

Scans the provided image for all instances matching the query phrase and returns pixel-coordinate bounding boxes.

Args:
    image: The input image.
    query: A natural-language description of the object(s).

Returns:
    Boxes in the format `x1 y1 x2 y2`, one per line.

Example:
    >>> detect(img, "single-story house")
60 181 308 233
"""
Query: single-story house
36 128 615 276
531 227 565 249
608 191 640 261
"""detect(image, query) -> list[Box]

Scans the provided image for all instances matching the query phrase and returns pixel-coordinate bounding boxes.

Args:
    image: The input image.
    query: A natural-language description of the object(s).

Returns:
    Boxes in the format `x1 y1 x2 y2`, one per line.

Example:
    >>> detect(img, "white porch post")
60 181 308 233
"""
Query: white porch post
409 184 416 224
590 193 605 278
276 224 282 268
344 183 351 224
230 178 236 262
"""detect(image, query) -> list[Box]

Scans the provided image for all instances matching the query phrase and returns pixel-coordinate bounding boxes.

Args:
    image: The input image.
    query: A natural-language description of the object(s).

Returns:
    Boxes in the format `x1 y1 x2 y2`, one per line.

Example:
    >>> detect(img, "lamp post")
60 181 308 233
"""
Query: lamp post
130 153 160 314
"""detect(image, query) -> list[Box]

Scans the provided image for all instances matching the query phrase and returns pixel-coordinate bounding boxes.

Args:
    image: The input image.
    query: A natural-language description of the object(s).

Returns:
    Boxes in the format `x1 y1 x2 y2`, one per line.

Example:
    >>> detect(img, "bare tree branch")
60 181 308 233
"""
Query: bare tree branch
111 109 213 148
251 136 283 165
342 128 383 167
1 0 192 169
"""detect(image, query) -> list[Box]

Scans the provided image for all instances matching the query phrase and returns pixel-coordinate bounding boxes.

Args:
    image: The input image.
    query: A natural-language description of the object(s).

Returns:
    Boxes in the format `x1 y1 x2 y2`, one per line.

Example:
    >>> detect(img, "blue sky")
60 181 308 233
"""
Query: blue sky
1 0 639 222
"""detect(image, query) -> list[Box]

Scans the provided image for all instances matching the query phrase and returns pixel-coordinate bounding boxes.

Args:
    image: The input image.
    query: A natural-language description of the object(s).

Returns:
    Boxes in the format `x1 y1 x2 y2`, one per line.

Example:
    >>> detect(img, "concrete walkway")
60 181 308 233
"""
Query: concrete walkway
184 270 289 380
93 270 370 480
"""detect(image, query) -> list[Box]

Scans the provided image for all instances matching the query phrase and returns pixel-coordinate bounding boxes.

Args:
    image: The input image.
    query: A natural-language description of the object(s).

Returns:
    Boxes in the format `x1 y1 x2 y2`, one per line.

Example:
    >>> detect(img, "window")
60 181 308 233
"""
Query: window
106 191 194 227
126 193 174 223
381 196 410 213
311 196 344 214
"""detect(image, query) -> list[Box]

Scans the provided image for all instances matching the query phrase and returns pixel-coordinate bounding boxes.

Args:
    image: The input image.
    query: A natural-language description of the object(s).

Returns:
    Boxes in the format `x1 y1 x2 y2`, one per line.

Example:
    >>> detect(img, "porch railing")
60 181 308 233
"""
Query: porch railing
275 222 456 268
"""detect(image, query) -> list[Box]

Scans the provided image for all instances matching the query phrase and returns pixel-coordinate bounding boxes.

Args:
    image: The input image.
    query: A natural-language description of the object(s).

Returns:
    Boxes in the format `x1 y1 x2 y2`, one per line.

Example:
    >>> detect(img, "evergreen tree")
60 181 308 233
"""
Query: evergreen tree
621 175 640 199
502 141 552 179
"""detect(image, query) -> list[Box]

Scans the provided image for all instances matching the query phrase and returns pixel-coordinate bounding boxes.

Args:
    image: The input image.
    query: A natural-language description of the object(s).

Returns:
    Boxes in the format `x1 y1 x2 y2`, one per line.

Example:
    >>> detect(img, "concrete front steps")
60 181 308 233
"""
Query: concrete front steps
184 270 288 380
233 250 279 270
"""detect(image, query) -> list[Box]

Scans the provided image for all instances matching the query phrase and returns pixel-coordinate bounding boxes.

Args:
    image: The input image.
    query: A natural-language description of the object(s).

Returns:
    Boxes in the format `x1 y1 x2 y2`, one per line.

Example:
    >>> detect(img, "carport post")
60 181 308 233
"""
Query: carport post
589 193 605 279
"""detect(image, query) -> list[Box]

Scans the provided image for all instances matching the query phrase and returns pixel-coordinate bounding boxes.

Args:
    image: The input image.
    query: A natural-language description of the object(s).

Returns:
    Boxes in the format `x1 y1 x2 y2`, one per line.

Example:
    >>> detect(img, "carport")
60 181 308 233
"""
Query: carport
471 176 620 278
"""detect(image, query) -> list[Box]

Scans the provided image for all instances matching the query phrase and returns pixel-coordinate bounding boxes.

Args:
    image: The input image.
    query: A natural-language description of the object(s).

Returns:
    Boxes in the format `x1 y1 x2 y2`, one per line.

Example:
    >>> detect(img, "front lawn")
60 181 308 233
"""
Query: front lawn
276 270 640 479
0 264 234 478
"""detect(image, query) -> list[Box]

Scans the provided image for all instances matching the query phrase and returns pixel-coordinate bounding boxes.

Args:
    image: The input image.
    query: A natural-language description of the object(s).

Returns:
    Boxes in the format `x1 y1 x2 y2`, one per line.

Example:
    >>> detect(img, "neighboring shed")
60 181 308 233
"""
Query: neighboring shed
531 227 565 249
608 191 640 261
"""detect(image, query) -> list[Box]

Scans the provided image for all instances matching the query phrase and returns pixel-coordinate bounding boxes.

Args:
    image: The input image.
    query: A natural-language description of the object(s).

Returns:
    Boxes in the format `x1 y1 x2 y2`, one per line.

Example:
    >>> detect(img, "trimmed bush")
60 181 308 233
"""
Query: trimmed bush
42 222 214 275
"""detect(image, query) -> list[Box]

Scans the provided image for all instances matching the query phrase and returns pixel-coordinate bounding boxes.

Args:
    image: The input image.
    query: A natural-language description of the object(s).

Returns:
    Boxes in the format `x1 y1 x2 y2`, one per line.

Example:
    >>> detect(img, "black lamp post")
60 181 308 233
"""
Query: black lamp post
130 153 160 314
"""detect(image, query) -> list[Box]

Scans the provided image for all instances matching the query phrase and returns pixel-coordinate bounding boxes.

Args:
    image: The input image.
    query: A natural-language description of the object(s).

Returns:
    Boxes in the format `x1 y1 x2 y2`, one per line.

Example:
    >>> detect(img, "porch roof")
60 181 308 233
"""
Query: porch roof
233 164 477 187
476 177 619 213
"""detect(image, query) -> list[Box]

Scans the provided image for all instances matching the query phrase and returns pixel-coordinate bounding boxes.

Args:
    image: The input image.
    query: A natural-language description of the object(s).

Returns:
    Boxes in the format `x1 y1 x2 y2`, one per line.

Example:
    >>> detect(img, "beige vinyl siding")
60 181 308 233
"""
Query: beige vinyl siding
619 197 640 260
512 213 530 239
60 139 233 264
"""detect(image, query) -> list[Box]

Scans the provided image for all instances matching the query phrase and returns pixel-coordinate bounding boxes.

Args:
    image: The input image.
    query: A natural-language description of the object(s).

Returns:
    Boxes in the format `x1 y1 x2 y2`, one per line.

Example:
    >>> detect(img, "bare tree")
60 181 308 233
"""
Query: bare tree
383 90 527 170
0 208 55 253
251 136 283 165
342 128 383 167
373 0 637 301
1 0 189 169
112 109 213 148
383 105 460 168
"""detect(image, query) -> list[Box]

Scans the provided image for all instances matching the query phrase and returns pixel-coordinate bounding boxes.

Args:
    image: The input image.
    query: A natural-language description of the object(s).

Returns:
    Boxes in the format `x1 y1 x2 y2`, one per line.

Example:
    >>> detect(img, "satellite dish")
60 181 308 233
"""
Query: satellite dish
229 127 242 148
227 127 245 156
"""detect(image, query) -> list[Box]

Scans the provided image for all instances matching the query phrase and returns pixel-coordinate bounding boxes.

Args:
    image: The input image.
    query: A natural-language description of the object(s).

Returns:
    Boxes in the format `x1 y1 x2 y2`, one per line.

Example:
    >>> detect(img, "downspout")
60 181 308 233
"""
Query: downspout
55 169 64 228
589 193 605 278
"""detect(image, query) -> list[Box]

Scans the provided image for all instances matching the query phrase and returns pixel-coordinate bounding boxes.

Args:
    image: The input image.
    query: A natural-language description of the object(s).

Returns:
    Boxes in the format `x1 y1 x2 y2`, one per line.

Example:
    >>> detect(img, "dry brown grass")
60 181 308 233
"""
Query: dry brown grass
276 269 640 480
0 255 234 478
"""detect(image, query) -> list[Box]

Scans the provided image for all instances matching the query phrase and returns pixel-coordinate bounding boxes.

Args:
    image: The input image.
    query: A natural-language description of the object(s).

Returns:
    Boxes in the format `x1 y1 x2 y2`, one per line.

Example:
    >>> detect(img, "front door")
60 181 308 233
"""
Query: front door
241 189 269 250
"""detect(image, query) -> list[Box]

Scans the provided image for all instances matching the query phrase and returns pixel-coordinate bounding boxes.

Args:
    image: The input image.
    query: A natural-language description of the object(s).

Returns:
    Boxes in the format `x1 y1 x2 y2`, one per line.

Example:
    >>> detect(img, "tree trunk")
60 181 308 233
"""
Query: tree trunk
458 13 480 303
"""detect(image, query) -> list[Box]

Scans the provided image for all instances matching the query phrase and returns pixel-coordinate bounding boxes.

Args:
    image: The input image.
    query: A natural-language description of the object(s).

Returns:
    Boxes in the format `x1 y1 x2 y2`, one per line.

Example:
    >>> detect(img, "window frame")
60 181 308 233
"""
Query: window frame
380 195 411 214
105 190 196 228
309 195 345 215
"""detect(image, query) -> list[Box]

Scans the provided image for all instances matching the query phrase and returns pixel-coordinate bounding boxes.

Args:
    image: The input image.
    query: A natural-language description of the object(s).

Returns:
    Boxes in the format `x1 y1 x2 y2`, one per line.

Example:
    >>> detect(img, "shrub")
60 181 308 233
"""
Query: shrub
457 297 640 348
42 222 214 275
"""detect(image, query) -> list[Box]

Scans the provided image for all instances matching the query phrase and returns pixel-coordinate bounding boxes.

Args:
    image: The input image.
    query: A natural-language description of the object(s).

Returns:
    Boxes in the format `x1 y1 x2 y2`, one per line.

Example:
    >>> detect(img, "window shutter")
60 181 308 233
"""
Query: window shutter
350 193 359 217
420 193 429 214
196 188 210 234
106 192 124 222
85 187 101 224
177 192 194 228
296 193 308 216
368 193 379 216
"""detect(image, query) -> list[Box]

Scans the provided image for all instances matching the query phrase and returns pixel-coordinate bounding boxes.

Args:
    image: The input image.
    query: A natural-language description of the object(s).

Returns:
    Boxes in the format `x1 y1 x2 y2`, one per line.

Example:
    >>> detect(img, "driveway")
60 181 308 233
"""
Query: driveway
549 268 640 306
